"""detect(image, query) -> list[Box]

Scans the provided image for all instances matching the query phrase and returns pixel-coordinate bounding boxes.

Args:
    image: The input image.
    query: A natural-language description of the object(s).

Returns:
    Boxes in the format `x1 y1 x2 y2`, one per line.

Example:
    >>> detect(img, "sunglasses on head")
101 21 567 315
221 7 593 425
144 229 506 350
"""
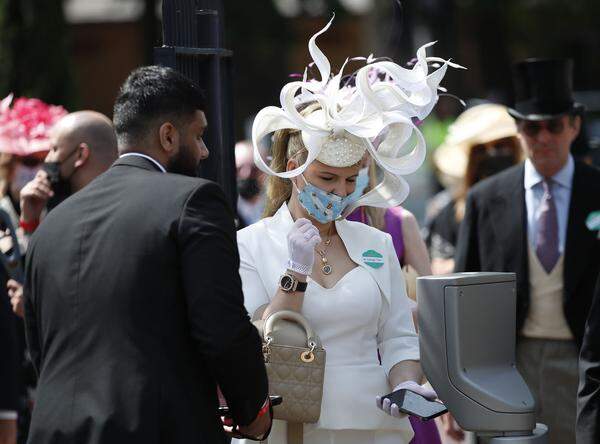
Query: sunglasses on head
519 118 565 137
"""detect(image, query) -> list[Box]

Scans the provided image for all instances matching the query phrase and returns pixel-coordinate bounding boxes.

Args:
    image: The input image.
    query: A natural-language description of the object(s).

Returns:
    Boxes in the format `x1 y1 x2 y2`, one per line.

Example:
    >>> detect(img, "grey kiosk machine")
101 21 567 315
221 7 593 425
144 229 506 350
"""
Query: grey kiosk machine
417 272 548 443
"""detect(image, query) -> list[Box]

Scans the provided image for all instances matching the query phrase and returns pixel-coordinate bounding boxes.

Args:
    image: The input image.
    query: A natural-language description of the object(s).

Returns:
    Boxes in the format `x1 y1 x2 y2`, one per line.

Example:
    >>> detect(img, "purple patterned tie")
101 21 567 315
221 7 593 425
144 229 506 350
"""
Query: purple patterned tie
536 179 560 273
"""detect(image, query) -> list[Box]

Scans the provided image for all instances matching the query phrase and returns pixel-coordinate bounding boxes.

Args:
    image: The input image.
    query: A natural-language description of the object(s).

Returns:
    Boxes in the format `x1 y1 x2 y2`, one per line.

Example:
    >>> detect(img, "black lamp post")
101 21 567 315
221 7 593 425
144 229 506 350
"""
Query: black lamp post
154 0 237 207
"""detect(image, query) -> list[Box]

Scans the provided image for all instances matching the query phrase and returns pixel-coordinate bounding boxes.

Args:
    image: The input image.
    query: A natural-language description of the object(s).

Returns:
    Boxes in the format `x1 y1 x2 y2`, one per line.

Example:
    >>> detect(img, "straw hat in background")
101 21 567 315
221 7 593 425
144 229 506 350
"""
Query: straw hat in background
433 103 518 188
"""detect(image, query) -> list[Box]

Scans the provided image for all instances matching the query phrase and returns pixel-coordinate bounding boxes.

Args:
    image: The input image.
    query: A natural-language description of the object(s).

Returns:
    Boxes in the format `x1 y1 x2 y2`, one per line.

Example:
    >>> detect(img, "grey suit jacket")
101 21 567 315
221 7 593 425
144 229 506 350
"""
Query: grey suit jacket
454 160 600 347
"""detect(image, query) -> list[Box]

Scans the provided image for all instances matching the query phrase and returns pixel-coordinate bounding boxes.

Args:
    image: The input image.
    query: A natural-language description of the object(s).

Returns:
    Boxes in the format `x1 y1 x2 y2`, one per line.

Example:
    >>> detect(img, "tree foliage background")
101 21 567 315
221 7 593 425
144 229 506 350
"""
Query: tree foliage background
0 0 75 108
374 0 600 103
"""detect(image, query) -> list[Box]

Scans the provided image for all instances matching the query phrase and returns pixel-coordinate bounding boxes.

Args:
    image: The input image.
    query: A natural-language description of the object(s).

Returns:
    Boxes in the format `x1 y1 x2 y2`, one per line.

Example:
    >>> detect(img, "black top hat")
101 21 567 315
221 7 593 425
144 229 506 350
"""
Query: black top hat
508 58 584 121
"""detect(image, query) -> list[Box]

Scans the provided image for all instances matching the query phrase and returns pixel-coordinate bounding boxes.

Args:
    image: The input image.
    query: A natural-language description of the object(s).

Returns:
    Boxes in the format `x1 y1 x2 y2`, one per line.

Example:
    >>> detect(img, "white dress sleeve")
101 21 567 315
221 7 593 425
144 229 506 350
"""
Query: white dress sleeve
237 230 270 319
377 233 420 376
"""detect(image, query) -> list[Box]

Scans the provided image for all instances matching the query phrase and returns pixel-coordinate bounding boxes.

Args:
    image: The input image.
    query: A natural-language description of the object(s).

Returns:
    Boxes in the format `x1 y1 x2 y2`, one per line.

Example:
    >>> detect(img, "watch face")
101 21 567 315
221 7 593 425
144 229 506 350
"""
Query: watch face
280 275 294 291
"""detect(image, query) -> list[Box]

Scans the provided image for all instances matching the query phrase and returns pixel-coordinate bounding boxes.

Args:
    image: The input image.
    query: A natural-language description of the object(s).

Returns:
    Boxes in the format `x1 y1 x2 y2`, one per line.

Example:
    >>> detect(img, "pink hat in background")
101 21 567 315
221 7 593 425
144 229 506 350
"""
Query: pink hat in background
0 93 68 157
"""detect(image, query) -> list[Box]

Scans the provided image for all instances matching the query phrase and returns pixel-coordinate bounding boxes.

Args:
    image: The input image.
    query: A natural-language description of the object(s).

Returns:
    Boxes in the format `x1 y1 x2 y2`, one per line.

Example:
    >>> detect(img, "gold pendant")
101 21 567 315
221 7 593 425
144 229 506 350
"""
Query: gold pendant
322 259 332 275
317 240 333 275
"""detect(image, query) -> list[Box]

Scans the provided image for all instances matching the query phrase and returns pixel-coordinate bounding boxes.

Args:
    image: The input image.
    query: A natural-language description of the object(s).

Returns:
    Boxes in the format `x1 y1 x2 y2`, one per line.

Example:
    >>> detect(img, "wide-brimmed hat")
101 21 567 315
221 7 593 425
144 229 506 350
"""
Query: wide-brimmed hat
252 16 463 213
434 103 518 187
0 93 68 157
508 58 584 121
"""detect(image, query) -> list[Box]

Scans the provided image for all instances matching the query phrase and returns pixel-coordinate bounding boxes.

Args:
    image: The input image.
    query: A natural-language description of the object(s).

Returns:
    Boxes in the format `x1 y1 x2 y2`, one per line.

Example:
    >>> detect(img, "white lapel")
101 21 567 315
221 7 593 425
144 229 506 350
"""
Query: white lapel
336 218 393 304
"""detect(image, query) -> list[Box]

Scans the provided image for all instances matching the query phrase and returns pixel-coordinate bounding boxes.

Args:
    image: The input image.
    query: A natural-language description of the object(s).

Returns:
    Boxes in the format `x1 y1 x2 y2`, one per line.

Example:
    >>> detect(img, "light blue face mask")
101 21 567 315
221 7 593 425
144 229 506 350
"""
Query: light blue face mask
295 172 367 223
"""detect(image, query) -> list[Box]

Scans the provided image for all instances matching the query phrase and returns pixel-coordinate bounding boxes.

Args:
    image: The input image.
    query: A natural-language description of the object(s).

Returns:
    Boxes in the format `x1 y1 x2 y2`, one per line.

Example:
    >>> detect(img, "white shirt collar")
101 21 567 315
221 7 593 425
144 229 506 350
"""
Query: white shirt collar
119 152 166 173
524 154 574 190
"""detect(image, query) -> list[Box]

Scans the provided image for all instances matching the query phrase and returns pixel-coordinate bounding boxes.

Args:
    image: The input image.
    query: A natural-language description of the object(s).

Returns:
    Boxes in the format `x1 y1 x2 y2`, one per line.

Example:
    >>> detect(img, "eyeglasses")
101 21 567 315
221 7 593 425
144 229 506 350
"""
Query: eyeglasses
520 119 565 137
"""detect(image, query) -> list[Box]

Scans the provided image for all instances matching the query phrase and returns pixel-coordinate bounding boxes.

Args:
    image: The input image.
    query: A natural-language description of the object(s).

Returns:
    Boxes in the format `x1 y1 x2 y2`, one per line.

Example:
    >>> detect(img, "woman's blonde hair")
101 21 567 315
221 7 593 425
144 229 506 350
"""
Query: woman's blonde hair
262 102 320 218
362 160 386 230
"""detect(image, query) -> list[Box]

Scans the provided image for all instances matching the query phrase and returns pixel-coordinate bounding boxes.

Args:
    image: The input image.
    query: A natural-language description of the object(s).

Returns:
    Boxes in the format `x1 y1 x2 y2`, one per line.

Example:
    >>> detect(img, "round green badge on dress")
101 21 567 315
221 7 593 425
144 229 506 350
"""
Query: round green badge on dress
362 250 384 269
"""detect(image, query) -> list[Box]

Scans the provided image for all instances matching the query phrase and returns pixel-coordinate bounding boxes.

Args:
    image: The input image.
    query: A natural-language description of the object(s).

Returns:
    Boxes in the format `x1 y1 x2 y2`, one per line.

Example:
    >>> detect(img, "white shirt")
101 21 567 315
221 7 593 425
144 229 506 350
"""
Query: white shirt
119 152 166 173
237 204 418 433
524 155 574 253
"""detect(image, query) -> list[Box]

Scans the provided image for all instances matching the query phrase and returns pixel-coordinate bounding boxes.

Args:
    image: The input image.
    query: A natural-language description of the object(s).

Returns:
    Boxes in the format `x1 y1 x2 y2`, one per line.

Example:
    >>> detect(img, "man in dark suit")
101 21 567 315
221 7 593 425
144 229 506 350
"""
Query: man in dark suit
577 275 600 444
8 110 118 318
23 66 271 444
455 59 600 443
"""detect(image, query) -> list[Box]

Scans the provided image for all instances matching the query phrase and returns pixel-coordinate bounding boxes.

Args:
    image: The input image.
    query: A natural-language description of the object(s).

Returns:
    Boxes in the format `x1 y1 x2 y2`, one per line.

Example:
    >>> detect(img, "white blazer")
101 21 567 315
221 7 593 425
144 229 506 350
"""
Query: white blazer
237 204 419 434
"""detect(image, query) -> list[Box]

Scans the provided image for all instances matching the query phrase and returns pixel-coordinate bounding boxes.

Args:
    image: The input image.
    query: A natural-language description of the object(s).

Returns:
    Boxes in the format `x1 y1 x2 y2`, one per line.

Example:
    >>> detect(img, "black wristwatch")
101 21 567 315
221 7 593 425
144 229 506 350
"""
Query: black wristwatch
278 272 308 293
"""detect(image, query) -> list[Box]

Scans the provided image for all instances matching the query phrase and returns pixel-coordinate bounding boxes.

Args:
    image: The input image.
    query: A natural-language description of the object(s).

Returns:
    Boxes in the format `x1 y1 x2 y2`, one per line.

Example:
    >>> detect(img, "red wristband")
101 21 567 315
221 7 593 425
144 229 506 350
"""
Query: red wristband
19 219 39 233
256 397 270 419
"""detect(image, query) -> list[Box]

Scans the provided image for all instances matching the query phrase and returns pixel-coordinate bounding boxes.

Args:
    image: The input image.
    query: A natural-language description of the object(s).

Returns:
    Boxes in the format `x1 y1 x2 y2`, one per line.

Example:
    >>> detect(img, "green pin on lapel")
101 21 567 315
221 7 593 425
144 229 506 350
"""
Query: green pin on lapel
362 250 384 269
586 210 600 239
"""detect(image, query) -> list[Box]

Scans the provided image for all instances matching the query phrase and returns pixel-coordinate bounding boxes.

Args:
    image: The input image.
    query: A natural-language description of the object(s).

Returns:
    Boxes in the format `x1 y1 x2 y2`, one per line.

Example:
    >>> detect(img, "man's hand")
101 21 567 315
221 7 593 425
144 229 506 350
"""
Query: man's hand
237 407 271 440
222 399 272 441
20 170 53 223
7 280 23 318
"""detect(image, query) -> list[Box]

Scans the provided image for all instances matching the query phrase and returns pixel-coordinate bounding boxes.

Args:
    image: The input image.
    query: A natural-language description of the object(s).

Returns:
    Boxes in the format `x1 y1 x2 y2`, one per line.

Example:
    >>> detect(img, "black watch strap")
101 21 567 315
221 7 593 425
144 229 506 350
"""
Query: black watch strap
295 280 308 292
280 273 308 293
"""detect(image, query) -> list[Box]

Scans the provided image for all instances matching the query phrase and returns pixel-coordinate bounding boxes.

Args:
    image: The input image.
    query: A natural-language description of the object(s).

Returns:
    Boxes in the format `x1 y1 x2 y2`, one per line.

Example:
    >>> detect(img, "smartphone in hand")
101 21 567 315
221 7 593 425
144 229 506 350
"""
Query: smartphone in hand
382 389 447 421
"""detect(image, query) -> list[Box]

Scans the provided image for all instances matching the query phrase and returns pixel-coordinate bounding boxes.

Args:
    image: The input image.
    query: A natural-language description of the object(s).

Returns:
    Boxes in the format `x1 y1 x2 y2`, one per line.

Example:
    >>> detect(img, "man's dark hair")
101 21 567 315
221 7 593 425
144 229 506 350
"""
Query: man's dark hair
113 65 206 148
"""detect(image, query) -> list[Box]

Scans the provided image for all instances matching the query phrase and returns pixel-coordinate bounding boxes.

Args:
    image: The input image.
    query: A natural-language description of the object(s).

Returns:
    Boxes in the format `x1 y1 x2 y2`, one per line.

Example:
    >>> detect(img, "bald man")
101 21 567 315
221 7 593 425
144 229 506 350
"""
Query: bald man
19 111 117 226
8 111 117 318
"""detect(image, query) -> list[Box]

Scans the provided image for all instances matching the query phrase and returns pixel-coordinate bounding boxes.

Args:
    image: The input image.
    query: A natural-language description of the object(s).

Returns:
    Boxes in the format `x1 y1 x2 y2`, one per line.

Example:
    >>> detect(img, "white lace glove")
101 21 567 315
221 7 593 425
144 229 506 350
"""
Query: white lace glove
286 218 321 276
376 381 438 418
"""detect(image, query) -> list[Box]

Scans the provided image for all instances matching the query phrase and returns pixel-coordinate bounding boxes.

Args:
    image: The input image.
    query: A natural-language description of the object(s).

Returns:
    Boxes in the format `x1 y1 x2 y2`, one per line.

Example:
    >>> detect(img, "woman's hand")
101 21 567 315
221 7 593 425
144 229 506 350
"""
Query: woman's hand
286 218 321 276
376 381 438 418
394 380 437 399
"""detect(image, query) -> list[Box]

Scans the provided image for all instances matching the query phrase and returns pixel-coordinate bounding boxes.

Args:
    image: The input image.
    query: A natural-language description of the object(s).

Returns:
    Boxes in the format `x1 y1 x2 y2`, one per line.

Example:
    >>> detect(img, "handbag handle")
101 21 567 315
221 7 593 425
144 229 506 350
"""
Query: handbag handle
264 310 318 349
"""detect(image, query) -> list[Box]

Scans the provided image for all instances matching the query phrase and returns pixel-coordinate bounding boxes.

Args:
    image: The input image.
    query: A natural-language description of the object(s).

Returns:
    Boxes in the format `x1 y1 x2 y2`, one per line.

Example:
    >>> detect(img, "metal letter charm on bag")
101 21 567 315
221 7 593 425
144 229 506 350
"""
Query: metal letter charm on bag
254 310 326 424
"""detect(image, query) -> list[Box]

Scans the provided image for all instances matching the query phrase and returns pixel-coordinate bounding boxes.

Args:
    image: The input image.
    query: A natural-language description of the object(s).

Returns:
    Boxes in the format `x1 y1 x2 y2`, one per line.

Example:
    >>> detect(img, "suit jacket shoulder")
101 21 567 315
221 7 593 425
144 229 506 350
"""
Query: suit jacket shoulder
573 160 600 191
454 163 528 320
467 163 525 203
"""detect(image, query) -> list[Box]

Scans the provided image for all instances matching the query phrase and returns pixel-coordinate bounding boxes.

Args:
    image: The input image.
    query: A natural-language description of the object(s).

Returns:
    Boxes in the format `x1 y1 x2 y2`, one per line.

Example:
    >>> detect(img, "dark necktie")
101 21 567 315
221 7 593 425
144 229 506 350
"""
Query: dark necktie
535 179 560 273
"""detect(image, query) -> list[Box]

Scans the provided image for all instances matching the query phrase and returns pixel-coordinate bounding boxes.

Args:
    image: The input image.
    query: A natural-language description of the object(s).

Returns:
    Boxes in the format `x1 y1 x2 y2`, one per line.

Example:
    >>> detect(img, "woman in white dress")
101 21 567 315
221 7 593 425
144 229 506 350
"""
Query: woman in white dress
233 18 460 444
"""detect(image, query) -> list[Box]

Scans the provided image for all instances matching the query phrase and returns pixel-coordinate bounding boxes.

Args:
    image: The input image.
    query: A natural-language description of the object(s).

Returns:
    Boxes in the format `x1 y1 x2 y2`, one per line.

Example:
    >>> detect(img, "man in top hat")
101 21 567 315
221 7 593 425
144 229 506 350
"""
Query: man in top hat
455 59 600 443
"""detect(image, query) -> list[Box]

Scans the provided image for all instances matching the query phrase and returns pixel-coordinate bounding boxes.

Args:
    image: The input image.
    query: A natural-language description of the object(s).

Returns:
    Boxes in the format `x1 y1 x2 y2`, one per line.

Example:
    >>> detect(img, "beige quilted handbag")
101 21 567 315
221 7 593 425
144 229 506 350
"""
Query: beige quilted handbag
253 310 326 424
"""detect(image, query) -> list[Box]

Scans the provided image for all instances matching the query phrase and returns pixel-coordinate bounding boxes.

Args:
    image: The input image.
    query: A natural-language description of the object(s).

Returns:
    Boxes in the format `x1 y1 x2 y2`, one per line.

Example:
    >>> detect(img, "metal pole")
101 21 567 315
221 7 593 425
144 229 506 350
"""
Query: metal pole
154 0 237 207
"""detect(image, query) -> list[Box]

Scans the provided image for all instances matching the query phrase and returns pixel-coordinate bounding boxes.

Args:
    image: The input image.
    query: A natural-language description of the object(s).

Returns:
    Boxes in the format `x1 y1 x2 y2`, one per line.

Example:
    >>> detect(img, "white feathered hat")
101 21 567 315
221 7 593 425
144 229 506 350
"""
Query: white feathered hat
252 16 464 212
